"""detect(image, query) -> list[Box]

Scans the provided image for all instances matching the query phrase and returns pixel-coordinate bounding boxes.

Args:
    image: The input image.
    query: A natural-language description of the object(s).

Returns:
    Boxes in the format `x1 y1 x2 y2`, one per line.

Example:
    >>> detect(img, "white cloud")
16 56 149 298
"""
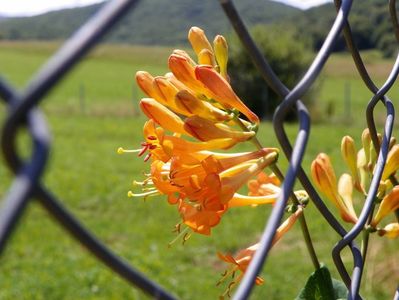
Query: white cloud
272 0 332 9
0 0 104 16
0 0 332 17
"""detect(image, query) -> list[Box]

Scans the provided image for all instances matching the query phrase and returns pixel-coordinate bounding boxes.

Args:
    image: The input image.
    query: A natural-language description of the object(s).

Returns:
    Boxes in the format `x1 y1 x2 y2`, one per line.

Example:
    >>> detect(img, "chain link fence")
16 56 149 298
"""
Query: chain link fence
0 0 398 299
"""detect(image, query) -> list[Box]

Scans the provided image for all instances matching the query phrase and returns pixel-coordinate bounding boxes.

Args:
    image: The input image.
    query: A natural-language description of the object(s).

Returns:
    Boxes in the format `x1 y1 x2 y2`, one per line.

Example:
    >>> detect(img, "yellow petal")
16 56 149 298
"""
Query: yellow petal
341 136 361 190
184 115 254 142
228 193 277 208
378 223 399 239
198 49 215 66
195 65 259 123
188 26 213 57
372 186 399 226
214 34 229 79
139 98 188 135
361 128 371 169
338 174 358 223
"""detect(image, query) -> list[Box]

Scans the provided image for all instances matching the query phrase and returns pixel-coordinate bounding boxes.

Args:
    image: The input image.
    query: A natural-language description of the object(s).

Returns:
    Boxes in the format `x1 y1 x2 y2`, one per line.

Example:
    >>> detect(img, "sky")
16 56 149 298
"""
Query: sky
0 0 332 17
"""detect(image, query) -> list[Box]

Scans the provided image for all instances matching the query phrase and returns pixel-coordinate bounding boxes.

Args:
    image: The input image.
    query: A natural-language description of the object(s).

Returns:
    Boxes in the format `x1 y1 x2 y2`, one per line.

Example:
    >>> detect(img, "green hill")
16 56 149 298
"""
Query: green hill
0 0 300 45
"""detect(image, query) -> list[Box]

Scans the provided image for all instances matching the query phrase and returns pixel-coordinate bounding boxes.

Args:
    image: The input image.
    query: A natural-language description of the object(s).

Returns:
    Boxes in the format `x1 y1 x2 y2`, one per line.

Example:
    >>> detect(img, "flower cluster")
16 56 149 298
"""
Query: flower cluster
119 26 306 296
311 129 399 238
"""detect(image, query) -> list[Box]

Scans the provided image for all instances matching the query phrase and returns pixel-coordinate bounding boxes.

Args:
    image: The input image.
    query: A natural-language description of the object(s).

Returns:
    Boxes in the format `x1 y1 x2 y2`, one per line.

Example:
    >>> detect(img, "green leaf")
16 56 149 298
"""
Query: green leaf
332 278 348 299
295 265 348 300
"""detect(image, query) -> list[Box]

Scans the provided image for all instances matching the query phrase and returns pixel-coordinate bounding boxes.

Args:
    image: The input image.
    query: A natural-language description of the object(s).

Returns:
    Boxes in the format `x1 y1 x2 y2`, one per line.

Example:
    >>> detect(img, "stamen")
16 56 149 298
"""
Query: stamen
127 190 159 198
138 144 149 156
168 226 190 248
147 135 157 140
117 147 142 154
144 153 152 162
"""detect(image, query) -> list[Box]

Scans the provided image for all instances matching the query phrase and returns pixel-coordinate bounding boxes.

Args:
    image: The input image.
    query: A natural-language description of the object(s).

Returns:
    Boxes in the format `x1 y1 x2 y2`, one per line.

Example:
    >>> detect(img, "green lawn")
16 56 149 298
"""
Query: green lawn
0 42 397 299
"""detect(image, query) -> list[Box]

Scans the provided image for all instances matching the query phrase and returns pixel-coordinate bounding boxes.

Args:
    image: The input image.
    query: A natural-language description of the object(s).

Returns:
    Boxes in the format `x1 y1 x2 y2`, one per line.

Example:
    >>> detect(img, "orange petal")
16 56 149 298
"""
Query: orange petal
174 90 231 122
184 115 254 142
195 65 259 123
372 186 399 226
139 98 188 135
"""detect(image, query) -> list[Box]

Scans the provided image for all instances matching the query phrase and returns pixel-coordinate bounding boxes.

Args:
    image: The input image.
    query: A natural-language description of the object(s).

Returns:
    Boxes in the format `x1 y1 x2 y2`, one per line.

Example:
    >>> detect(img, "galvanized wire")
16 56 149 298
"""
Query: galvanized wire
0 0 398 299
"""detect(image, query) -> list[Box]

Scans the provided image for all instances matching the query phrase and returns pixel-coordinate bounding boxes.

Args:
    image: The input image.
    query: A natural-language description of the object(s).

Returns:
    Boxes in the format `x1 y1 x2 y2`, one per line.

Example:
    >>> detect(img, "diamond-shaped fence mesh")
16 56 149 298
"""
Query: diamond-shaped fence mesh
0 0 398 299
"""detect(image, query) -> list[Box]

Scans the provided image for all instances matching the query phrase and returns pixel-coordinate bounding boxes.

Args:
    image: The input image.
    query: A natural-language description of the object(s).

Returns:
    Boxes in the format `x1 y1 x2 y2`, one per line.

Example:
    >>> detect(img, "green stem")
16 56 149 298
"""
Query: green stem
361 229 370 262
271 164 320 270
234 116 320 269
234 117 263 150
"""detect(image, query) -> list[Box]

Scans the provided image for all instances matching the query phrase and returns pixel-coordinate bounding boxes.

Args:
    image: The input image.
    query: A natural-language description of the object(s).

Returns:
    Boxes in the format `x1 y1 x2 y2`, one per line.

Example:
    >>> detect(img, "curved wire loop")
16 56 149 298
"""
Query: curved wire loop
0 1 176 299
0 0 398 298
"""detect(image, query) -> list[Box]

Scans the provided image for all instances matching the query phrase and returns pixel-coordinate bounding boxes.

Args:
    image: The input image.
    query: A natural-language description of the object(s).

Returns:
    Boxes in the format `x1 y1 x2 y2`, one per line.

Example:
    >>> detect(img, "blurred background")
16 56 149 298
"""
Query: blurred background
0 0 397 299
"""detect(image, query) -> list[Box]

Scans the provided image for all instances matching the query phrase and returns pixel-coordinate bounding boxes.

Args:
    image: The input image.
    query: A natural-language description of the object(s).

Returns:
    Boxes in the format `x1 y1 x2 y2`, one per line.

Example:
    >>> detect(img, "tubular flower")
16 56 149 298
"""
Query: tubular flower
188 26 214 63
341 136 362 192
139 98 188 135
213 34 229 79
378 223 399 239
195 65 260 124
217 208 303 297
124 26 275 243
381 144 399 180
311 154 358 223
184 115 255 142
178 200 226 235
170 149 278 203
174 90 232 122
371 186 399 227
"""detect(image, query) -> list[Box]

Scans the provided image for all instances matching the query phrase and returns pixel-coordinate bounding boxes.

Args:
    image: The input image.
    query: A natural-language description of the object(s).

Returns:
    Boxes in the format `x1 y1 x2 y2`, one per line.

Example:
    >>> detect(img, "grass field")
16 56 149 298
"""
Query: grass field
0 41 398 299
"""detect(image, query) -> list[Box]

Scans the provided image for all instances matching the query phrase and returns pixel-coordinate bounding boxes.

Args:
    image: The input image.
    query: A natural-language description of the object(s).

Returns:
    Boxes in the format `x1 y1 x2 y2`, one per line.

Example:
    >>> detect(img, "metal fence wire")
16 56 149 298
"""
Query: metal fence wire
0 0 398 299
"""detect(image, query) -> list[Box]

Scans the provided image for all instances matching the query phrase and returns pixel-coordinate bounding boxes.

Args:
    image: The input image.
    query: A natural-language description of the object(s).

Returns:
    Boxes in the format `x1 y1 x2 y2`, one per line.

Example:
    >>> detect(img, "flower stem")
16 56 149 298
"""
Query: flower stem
233 116 319 269
271 164 320 270
233 117 263 150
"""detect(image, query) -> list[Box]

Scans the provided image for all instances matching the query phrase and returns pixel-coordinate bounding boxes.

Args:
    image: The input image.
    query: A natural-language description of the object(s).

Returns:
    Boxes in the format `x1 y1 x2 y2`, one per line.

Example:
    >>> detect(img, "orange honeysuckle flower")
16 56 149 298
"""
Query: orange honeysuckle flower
188 26 214 61
311 153 358 223
120 119 239 163
184 115 255 142
195 65 260 124
139 98 188 135
178 199 226 235
381 144 399 180
217 208 303 297
173 153 278 208
217 243 263 298
174 90 232 122
213 34 229 79
378 223 399 239
170 148 277 198
371 186 399 227
247 172 281 196
219 153 279 204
